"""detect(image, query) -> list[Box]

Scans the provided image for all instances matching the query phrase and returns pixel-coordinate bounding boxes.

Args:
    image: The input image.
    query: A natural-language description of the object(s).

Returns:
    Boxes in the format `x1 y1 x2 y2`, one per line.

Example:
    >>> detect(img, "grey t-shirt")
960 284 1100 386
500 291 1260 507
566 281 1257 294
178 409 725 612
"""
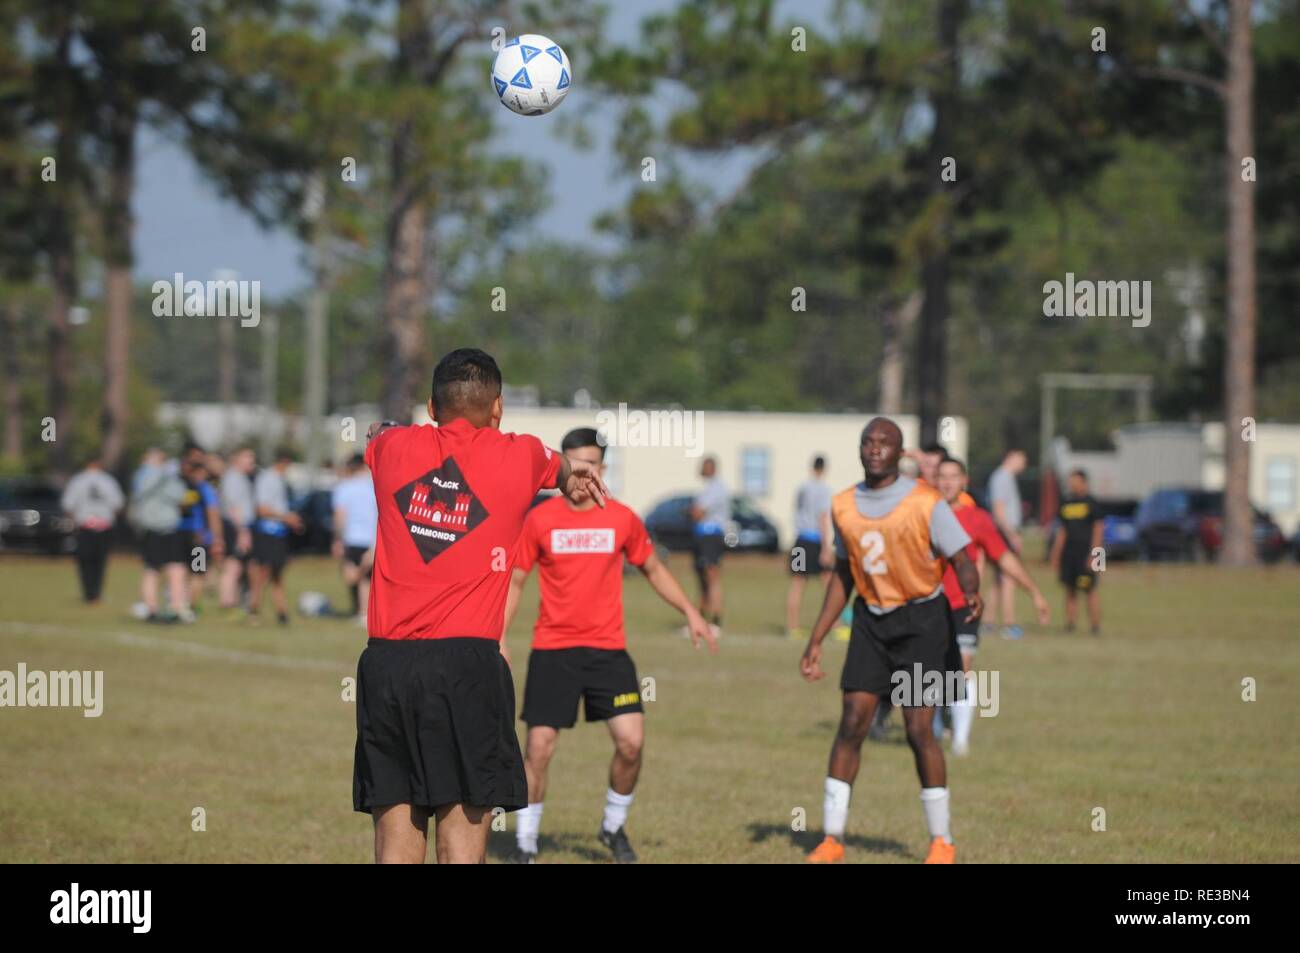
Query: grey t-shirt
220 469 254 527
988 465 1022 531
253 468 291 534
833 475 971 613
61 469 124 527
694 477 730 535
794 478 832 540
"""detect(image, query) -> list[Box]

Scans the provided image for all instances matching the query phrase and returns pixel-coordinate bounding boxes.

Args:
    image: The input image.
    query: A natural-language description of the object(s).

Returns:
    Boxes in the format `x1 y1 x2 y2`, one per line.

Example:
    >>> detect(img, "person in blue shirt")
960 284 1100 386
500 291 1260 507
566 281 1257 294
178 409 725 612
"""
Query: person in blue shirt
180 444 224 611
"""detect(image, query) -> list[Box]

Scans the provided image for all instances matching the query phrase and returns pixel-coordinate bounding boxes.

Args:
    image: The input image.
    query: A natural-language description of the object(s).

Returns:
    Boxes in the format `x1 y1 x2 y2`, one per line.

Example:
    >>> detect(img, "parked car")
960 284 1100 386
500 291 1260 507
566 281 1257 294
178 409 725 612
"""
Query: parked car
0 478 75 554
644 494 781 554
289 488 334 553
1136 487 1285 562
1099 499 1141 561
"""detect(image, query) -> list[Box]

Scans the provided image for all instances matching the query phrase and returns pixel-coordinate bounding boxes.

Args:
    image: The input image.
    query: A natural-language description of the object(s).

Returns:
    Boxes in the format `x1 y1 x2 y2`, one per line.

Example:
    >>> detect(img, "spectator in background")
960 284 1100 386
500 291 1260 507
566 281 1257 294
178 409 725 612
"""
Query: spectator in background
1050 469 1103 636
130 448 192 623
689 455 729 636
332 453 378 625
178 445 224 611
248 447 302 626
61 455 125 604
785 455 834 640
986 447 1028 640
218 447 256 619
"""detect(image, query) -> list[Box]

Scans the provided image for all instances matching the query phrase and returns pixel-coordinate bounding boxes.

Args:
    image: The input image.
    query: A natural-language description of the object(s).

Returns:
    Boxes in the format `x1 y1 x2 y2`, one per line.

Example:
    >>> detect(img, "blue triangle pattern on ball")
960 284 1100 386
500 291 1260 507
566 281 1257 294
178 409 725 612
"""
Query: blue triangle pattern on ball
546 45 564 63
493 76 508 98
510 67 532 89
520 44 541 63
557 68 570 89
505 37 520 46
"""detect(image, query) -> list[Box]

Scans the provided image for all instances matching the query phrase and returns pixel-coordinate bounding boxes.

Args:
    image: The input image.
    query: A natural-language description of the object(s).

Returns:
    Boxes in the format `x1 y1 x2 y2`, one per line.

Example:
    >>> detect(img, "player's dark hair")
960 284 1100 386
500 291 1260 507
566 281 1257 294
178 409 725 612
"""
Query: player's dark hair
274 446 294 463
940 456 967 474
348 453 365 469
432 348 502 416
561 427 606 460
1070 468 1089 481
812 455 826 471
922 442 948 459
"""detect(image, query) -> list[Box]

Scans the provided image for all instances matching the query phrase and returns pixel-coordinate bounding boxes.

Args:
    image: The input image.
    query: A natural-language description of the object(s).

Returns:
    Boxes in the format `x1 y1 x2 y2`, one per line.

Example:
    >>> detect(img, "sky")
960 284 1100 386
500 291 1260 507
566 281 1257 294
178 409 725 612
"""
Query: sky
131 0 834 298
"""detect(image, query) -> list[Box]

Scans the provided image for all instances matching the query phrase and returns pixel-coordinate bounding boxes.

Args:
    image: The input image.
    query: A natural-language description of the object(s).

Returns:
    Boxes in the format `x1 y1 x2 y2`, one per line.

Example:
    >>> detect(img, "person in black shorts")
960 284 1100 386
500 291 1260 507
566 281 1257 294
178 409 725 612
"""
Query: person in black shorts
1049 469 1103 635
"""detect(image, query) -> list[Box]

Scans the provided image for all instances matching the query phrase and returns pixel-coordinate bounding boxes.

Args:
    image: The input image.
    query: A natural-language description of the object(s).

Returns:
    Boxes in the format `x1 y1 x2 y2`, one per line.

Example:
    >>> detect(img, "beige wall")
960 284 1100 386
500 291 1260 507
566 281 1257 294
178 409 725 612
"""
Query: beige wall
412 405 968 545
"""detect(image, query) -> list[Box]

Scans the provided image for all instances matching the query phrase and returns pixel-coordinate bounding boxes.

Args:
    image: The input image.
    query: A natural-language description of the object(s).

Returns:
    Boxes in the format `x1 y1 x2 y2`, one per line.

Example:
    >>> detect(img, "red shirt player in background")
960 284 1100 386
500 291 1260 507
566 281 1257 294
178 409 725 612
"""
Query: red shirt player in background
353 348 608 864
503 427 717 864
935 456 1049 756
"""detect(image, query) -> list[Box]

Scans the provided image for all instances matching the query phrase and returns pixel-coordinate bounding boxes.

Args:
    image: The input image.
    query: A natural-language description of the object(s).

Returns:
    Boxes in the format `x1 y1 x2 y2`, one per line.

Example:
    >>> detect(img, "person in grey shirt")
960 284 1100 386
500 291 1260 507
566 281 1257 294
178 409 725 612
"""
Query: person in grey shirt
799 417 982 866
986 447 1028 638
785 455 834 638
218 447 257 616
689 456 729 632
61 456 124 603
248 448 302 625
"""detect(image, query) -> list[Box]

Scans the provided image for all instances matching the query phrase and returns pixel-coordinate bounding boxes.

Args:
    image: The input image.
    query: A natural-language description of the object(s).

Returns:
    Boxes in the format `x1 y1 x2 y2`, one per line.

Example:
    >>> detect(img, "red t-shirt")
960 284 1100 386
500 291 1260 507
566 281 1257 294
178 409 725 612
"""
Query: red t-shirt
944 503 1007 609
365 419 560 640
514 495 654 651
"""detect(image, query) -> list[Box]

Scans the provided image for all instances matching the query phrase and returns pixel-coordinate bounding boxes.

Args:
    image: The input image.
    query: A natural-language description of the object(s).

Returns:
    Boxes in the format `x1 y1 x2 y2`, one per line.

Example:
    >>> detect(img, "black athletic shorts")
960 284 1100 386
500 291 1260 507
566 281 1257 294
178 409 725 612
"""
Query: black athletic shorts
140 529 187 570
840 595 964 706
789 535 826 575
222 519 252 561
344 545 373 578
521 647 643 728
694 533 726 570
951 606 979 653
1059 544 1097 591
353 637 526 814
252 531 289 577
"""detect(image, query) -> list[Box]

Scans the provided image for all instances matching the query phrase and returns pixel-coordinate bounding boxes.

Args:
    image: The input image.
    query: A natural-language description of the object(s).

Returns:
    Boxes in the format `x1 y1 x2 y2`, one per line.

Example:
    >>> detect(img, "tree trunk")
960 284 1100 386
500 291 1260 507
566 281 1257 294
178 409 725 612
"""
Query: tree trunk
381 0 435 422
44 25 77 479
101 103 137 473
2 304 23 461
1220 0 1256 567
879 291 923 415
915 0 965 445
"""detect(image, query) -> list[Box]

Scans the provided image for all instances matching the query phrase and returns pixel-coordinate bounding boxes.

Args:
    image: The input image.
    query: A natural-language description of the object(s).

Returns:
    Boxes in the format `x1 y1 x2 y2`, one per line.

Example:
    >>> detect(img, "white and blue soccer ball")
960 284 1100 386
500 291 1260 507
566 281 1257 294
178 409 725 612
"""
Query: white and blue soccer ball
491 34 571 116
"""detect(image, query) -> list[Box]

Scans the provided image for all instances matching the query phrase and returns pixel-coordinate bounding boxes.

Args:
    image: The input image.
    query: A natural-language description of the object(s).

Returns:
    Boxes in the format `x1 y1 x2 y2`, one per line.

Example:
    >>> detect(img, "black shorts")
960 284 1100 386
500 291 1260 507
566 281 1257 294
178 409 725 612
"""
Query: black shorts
223 519 252 561
521 647 643 729
840 596 964 706
789 535 825 575
694 533 726 570
1059 544 1097 591
140 530 187 570
951 607 979 653
344 545 373 578
353 637 526 814
252 531 289 577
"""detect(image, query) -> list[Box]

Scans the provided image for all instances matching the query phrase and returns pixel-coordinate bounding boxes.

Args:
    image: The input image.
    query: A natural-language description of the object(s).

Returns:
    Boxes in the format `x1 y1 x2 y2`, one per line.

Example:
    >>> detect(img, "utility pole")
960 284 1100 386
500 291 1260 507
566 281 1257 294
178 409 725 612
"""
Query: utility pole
302 171 330 482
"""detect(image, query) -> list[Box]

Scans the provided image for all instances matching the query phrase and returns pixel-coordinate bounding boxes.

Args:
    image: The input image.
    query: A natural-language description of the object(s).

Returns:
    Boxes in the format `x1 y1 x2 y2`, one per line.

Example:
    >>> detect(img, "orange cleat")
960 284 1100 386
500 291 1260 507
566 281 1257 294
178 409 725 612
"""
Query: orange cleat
806 835 846 864
923 837 956 864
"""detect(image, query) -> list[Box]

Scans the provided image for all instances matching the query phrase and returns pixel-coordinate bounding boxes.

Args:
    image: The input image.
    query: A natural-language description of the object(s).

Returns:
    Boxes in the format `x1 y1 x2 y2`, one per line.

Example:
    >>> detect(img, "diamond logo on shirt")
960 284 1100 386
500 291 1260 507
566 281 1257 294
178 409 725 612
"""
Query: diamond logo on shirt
394 457 489 563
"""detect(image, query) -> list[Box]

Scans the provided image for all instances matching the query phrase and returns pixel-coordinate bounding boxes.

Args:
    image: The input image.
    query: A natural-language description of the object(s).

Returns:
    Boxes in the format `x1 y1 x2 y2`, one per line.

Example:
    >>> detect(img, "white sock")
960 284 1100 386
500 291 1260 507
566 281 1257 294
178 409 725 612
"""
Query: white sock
951 672 976 747
823 777 852 839
602 788 634 834
516 802 543 852
920 787 952 844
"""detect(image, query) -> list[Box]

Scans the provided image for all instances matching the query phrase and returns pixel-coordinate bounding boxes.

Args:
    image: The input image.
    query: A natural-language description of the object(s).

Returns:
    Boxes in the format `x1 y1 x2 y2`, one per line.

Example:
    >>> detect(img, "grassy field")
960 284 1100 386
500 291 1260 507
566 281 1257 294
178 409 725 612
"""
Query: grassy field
1 547 1298 863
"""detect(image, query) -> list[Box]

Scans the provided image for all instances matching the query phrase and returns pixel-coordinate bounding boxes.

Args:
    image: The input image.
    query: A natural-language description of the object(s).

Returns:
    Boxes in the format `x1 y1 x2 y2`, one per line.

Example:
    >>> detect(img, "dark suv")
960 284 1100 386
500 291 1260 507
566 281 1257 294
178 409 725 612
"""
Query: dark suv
644 494 780 554
0 478 76 554
1136 487 1284 562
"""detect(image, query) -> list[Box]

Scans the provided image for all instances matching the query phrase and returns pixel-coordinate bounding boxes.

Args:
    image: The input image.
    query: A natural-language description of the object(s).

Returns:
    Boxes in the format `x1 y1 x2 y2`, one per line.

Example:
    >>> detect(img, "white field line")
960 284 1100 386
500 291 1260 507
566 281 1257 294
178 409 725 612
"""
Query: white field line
0 620 345 673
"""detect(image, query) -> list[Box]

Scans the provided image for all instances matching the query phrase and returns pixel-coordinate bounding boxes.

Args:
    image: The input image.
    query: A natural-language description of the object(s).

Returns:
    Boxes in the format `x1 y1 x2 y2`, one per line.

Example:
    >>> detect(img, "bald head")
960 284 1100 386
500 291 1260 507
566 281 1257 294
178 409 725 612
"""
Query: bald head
860 416 904 485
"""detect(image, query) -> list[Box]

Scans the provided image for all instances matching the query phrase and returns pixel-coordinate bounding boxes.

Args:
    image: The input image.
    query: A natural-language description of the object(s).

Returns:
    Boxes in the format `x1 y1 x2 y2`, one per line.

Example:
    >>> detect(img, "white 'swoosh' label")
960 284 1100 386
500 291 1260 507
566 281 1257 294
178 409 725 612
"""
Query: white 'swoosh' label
552 528 616 554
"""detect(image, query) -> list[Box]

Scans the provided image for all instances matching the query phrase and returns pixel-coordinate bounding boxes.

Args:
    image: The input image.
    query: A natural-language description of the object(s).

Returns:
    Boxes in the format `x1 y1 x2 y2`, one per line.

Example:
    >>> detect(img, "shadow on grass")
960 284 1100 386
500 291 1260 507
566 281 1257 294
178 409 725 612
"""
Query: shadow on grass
746 822 912 861
489 829 655 864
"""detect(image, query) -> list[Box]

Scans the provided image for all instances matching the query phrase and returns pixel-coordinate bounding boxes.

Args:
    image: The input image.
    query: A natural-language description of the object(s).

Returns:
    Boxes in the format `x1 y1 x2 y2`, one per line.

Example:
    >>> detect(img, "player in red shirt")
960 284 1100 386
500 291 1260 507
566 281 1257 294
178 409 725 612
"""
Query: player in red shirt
935 457 1049 755
353 349 608 864
502 428 717 863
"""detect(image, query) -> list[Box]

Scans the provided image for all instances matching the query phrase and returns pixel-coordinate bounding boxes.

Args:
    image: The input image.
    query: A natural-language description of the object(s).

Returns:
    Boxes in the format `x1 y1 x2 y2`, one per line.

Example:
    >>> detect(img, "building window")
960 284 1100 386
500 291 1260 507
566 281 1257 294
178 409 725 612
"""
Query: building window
1265 457 1296 511
740 446 771 497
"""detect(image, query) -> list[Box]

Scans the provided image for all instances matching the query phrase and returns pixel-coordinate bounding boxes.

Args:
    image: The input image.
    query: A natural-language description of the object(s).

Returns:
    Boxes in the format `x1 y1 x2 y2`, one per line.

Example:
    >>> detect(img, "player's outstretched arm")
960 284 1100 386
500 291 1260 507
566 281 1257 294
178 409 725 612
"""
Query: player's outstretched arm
996 550 1051 624
801 560 852 682
951 550 984 623
637 553 718 653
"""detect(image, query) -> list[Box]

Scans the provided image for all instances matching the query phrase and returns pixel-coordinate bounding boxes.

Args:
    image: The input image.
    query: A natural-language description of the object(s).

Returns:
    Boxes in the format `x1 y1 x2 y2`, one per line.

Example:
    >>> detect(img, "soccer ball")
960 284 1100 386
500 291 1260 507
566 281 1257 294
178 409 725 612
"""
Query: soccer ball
491 34 571 116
